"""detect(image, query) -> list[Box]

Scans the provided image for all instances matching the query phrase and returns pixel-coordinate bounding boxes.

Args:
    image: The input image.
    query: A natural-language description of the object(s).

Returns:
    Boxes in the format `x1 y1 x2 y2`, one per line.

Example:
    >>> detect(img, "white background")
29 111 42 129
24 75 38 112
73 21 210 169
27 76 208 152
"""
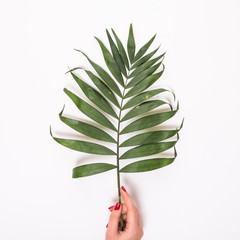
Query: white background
1 0 240 239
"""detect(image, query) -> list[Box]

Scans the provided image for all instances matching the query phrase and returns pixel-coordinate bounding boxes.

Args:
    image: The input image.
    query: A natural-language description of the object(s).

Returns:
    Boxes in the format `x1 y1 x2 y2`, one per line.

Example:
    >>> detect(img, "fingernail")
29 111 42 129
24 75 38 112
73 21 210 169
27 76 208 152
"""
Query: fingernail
121 186 127 192
114 202 120 210
106 223 108 228
108 205 114 210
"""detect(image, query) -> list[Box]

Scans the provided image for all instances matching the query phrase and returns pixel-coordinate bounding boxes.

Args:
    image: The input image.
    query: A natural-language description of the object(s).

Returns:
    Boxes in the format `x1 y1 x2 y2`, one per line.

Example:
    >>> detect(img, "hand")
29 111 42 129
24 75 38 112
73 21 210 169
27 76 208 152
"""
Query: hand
105 186 143 240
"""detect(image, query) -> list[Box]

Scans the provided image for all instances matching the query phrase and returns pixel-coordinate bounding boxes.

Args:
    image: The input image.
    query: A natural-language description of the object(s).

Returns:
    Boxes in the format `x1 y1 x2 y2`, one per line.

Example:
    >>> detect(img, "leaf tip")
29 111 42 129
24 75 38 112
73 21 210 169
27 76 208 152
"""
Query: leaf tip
152 33 157 40
174 146 177 158
59 105 65 116
162 52 167 60
65 66 71 74
177 132 180 141
162 64 165 71
94 36 101 43
74 48 81 52
63 88 69 95
74 49 88 59
180 118 184 129
177 101 179 110
170 90 176 102
49 126 53 137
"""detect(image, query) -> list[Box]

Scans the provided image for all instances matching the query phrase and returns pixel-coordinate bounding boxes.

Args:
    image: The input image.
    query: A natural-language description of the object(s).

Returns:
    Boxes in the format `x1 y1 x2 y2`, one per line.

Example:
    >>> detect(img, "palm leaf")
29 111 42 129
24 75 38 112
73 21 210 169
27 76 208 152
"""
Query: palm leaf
120 157 175 172
64 88 116 131
120 148 177 172
85 70 120 108
51 25 182 230
128 53 165 79
133 34 156 62
120 141 177 159
131 47 160 69
50 128 116 155
111 28 130 70
70 72 118 118
122 88 172 110
95 37 124 87
73 163 117 178
59 107 116 143
106 29 127 77
126 62 163 88
66 67 120 108
127 24 136 63
120 108 178 134
120 119 183 147
74 49 122 97
124 67 165 98
121 100 172 122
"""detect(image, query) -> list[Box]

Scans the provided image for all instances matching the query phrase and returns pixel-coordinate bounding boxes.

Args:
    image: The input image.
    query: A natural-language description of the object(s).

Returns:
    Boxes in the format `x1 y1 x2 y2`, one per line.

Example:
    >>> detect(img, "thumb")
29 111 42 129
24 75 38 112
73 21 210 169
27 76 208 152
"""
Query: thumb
106 203 122 237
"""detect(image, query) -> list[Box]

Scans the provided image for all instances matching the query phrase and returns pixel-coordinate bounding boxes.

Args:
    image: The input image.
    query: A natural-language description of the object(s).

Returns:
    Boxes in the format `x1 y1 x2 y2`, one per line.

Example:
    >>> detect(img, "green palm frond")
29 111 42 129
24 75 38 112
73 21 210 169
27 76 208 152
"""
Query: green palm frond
51 24 183 229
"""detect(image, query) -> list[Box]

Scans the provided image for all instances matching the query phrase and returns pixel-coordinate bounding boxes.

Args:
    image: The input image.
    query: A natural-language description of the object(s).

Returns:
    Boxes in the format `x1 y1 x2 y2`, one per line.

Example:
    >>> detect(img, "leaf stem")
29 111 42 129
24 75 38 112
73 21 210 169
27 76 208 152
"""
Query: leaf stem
116 73 129 231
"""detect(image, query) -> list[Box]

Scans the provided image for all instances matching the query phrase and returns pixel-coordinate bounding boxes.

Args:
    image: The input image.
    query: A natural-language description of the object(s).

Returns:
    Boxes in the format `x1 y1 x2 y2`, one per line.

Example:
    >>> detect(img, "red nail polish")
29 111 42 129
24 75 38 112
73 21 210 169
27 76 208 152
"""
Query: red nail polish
108 205 115 210
121 186 127 192
114 202 120 210
106 224 108 228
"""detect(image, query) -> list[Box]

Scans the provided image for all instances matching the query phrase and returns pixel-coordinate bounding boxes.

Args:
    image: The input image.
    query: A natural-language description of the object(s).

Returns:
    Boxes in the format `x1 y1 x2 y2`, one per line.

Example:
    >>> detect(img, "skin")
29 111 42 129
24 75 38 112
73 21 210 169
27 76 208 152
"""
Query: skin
106 187 144 240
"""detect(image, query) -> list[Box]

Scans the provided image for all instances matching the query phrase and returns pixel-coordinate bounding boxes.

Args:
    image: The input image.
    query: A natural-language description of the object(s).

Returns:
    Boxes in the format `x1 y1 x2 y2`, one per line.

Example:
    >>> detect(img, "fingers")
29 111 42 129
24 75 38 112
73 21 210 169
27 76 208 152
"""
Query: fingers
120 186 135 210
109 203 127 213
108 187 139 226
120 187 144 238
106 202 122 238
106 187 143 239
120 187 139 226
